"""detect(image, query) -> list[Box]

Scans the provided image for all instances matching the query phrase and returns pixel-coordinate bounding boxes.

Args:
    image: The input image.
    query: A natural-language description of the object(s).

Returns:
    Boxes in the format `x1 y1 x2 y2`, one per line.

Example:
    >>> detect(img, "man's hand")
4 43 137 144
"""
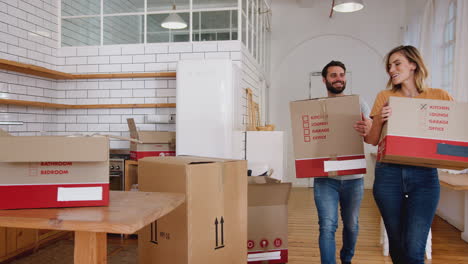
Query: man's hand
354 113 373 137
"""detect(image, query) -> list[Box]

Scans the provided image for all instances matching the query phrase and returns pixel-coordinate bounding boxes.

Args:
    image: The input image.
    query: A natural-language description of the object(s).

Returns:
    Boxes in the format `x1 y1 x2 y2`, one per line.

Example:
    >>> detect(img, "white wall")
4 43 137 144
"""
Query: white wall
269 0 405 186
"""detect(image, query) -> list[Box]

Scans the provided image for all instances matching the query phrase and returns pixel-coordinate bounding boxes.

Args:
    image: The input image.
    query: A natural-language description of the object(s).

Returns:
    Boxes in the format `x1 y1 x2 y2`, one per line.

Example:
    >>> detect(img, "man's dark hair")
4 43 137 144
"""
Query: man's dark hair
321 60 346 78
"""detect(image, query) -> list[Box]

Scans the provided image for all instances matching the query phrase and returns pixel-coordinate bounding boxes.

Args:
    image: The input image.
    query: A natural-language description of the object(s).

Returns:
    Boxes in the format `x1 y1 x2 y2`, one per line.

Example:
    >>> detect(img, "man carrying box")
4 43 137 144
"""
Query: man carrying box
313 61 371 264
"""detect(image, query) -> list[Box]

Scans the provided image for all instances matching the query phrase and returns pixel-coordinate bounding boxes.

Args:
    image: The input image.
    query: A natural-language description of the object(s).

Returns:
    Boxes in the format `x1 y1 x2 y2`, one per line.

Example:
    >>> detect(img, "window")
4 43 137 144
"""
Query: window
441 0 456 94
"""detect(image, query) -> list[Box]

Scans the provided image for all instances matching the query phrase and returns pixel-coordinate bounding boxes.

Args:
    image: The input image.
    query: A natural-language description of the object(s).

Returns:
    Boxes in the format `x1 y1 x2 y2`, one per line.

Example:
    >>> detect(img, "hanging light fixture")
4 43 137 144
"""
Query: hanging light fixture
161 4 187 30
332 0 364 13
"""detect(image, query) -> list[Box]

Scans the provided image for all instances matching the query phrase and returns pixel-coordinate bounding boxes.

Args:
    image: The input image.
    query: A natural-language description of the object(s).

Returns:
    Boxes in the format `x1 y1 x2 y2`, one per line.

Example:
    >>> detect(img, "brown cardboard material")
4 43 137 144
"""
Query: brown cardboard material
247 176 291 263
137 156 247 264
377 97 468 169
0 135 109 209
127 118 175 160
290 95 366 177
0 129 11 137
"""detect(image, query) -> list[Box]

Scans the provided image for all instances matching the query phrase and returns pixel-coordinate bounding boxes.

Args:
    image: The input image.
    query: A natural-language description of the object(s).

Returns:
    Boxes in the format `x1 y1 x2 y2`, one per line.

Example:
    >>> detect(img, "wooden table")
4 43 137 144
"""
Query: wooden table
0 191 185 264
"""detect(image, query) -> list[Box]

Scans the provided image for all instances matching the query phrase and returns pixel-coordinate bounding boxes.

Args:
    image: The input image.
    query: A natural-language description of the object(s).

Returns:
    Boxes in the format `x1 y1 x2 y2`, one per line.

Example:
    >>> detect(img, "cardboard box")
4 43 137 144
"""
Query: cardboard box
0 134 109 209
137 156 247 264
247 176 291 263
127 118 175 160
290 95 366 177
377 97 468 169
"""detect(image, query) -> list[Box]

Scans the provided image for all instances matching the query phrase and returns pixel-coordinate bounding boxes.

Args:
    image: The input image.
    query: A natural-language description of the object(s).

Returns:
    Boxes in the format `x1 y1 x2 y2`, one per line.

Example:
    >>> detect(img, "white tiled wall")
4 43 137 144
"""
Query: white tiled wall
0 1 267 152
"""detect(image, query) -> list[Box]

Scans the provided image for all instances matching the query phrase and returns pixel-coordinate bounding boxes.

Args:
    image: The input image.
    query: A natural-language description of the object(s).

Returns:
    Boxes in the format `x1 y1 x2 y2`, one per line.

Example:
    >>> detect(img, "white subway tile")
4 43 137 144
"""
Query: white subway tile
110 89 132 98
145 80 167 89
76 47 99 56
138 124 156 131
193 42 218 52
145 97 167 104
145 44 168 54
8 26 27 39
133 54 155 63
168 80 176 88
66 109 87 115
43 89 57 98
7 6 27 20
57 65 77 73
76 98 99 105
18 38 36 51
18 1 36 15
88 56 109 64
77 115 99 124
66 56 87 65
157 53 179 62
36 114 52 122
18 113 36 122
122 45 144 55
27 123 44 132
167 62 177 71
144 63 168 72
109 124 129 132
0 31 19 45
168 43 192 53
88 90 110 98
66 90 87 98
99 46 121 56
88 124 110 132
18 76 36 86
27 87 44 96
122 80 144 89
66 124 88 132
121 115 144 123
36 44 53 55
133 89 155 97
121 98 144 104
58 47 77 57
205 52 230 59
99 64 121 73
181 53 204 60
57 115 76 123
122 63 144 72
88 109 110 115
110 108 133 115
98 98 121 104
133 108 156 115
77 81 99 90
99 81 121 90
156 89 176 97
9 84 27 94
110 56 133 64
77 64 99 73
218 41 241 51
99 115 121 124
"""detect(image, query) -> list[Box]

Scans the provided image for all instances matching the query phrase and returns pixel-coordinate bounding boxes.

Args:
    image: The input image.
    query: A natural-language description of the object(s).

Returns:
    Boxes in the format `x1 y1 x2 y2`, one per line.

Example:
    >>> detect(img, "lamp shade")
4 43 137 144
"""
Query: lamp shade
161 12 187 29
333 0 364 13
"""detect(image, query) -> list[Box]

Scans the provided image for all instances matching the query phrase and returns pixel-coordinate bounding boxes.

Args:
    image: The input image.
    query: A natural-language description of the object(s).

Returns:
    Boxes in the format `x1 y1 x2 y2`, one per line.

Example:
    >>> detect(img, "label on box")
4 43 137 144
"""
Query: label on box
57 186 103 201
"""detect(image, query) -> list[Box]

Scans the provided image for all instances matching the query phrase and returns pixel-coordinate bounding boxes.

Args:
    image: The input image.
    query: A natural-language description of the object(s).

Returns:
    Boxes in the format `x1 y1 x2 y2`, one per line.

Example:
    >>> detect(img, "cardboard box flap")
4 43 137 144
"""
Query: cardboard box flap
127 118 175 144
248 182 292 206
140 156 239 166
0 136 109 162
0 129 11 137
291 94 359 103
248 176 281 184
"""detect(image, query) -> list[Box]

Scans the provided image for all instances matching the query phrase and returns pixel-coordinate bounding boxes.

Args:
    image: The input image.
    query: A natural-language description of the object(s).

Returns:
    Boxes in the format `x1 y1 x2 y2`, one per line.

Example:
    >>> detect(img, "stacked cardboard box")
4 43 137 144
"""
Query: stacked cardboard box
137 156 247 264
247 176 291 263
290 95 367 177
378 97 468 169
127 118 176 160
0 130 109 209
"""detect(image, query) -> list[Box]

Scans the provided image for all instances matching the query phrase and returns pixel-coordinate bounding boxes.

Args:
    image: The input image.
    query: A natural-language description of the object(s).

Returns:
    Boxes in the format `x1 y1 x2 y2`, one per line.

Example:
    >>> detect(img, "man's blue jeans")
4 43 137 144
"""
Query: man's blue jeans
314 177 364 264
373 162 439 264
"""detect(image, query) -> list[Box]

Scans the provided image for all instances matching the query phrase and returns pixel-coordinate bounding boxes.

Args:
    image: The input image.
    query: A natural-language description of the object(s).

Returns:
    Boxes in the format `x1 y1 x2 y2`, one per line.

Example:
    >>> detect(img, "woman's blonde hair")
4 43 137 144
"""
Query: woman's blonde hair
385 45 428 93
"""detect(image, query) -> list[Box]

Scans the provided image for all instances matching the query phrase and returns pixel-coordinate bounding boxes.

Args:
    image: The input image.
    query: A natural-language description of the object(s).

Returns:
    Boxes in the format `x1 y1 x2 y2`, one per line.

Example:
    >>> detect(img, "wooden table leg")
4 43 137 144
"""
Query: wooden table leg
74 231 107 264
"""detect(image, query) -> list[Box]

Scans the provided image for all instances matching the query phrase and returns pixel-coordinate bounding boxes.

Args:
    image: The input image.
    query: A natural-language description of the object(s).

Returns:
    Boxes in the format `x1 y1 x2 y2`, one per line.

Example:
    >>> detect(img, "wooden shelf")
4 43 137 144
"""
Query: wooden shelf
0 59 176 80
0 99 175 109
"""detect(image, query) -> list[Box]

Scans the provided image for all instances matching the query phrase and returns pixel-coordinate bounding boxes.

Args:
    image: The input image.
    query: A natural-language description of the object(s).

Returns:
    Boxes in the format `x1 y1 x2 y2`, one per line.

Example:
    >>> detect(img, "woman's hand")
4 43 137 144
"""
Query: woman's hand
354 113 373 137
381 104 392 122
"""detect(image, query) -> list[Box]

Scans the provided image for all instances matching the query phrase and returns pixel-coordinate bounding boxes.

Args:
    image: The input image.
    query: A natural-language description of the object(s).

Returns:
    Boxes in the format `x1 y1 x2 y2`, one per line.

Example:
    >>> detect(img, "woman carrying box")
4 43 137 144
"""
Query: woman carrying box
363 45 452 264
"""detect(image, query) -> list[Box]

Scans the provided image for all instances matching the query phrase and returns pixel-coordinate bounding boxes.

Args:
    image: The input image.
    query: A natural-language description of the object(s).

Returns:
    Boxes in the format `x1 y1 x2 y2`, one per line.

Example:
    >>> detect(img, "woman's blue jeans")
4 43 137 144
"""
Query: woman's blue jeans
373 162 439 264
314 177 364 264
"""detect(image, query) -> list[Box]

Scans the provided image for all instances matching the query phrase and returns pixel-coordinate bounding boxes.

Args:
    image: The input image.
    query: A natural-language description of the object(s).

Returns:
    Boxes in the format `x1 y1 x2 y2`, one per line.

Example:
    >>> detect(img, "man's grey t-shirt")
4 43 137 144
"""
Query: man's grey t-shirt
328 97 371 181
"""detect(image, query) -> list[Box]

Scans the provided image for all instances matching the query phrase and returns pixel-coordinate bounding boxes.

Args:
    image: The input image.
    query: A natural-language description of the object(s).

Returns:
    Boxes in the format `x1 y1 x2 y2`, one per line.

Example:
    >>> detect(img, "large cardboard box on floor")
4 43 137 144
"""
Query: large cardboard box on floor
290 95 366 177
127 118 175 160
138 156 247 264
377 97 468 169
0 132 109 209
247 176 291 263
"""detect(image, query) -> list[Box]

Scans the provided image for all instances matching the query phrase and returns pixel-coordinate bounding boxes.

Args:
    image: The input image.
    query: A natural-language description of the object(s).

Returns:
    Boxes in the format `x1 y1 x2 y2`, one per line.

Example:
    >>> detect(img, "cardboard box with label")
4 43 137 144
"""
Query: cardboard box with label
0 131 109 209
247 176 291 263
127 118 176 160
290 95 367 177
377 97 468 169
137 156 247 264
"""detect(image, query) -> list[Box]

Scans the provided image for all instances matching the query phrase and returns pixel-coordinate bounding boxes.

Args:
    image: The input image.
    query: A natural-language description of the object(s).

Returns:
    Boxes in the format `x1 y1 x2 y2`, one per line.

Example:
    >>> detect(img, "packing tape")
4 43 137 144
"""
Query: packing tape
437 143 468 158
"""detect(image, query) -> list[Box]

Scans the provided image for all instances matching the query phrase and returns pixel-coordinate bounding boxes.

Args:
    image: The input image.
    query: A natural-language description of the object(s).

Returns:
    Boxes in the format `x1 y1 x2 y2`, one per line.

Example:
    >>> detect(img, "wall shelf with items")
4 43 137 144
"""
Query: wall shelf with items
0 59 176 80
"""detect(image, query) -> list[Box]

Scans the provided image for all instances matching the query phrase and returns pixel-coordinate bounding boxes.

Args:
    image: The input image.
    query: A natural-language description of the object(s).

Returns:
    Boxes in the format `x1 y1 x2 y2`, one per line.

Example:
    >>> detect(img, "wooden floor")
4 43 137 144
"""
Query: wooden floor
288 187 468 264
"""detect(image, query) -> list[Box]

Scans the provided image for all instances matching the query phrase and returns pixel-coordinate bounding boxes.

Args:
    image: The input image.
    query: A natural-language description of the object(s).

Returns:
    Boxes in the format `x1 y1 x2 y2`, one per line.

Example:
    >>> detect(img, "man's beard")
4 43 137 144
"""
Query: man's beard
326 80 346 94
